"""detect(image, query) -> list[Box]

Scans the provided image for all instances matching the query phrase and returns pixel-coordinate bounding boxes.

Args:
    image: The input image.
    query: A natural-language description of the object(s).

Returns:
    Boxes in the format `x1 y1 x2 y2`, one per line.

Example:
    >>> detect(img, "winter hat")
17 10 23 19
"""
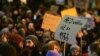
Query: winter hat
43 31 52 43
0 42 17 56
43 31 51 38
25 35 39 46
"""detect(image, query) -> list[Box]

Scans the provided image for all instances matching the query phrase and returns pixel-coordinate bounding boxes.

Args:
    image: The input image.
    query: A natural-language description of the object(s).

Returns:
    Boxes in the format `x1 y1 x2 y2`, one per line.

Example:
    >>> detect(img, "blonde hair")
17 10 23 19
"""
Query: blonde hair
70 44 80 51
47 40 60 51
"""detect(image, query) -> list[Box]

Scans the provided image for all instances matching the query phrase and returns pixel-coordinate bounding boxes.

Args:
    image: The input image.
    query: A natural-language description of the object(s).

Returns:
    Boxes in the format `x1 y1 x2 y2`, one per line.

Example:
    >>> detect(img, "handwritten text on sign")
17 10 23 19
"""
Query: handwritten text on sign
55 16 87 44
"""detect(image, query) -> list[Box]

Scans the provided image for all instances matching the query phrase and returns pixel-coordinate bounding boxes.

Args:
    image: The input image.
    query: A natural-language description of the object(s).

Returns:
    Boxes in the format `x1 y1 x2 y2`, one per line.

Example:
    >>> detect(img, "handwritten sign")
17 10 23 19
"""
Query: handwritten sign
61 8 78 17
42 13 61 32
55 16 87 44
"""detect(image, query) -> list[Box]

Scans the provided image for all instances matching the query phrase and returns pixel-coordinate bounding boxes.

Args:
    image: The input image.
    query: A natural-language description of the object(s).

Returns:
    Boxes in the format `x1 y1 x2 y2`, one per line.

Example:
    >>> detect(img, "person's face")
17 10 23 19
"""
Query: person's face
18 9 22 14
72 48 80 56
26 40 35 47
36 31 43 37
21 28 26 35
53 45 60 53
19 41 24 49
22 19 26 25
28 23 34 30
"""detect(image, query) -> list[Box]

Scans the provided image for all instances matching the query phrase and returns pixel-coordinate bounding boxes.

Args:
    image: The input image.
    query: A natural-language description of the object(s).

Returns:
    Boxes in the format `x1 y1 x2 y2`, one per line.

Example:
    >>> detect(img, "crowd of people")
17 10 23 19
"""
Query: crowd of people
0 0 100 56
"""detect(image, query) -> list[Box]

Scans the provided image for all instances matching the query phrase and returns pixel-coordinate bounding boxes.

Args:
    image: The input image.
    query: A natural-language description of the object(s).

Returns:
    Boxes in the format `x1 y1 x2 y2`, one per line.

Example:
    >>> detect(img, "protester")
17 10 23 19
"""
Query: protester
68 44 81 56
22 35 40 56
0 42 17 56
88 39 100 56
46 40 61 56
0 0 100 56
26 22 35 36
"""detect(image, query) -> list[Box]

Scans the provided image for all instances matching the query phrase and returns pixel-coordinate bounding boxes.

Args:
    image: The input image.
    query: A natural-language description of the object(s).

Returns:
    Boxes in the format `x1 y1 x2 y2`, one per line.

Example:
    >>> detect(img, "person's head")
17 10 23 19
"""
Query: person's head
18 8 23 14
28 22 35 30
26 10 32 18
0 42 17 56
36 29 44 37
70 44 80 56
18 27 26 38
89 40 100 56
0 32 10 43
48 40 61 52
21 47 32 56
43 30 52 43
21 18 27 25
25 35 39 48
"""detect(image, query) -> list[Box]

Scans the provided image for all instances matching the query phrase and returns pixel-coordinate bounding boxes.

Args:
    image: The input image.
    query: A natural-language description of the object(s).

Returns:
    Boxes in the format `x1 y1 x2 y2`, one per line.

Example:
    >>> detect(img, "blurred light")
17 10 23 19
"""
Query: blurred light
7 0 13 2
20 0 27 4
56 0 65 5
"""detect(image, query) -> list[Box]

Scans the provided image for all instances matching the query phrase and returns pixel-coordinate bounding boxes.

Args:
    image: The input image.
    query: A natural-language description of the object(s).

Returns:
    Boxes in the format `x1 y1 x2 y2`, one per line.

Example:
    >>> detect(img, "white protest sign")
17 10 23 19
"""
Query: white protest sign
55 16 87 44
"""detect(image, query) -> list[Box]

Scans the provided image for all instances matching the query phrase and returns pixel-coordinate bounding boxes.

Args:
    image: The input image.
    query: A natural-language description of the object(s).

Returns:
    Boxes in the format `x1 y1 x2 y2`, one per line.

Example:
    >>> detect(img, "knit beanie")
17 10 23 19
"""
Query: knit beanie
25 35 39 46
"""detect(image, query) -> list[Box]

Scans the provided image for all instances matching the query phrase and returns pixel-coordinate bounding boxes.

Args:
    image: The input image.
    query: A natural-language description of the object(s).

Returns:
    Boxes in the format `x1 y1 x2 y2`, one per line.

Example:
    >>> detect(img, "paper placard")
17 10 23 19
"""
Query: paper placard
55 16 87 44
61 8 78 17
42 13 61 32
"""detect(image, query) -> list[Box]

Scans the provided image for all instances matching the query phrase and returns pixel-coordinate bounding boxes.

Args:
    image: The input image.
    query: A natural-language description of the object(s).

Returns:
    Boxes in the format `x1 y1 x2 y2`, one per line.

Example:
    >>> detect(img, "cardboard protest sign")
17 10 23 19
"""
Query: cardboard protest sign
42 13 61 32
55 16 87 44
61 8 78 17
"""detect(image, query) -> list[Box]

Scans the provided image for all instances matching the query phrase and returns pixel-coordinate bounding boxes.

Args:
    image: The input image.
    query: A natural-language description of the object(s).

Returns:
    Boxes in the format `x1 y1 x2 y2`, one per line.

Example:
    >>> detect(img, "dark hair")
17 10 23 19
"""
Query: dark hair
89 41 100 56
21 47 32 56
0 42 17 56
